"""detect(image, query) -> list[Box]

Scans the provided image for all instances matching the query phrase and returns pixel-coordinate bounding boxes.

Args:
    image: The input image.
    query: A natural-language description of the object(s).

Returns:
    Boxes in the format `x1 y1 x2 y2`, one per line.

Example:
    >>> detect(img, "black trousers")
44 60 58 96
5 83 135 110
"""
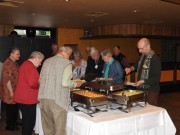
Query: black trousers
147 92 159 106
6 103 19 127
19 103 37 135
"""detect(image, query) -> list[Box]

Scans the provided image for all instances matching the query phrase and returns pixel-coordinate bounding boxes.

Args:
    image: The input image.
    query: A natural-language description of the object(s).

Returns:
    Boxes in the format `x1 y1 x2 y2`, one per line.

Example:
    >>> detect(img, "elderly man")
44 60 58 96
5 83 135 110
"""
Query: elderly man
101 49 123 84
86 47 104 78
125 38 161 106
38 46 83 135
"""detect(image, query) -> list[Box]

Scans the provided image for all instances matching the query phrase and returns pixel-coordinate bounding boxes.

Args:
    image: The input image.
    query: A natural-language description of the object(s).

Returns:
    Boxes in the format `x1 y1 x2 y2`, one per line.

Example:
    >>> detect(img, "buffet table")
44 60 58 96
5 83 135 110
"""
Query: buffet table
34 104 176 135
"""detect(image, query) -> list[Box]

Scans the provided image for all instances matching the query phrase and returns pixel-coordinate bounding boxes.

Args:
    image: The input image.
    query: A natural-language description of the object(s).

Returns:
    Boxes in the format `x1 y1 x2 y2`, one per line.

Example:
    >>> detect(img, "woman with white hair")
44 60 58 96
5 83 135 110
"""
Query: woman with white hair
101 49 123 84
86 47 104 78
13 51 44 135
72 50 87 80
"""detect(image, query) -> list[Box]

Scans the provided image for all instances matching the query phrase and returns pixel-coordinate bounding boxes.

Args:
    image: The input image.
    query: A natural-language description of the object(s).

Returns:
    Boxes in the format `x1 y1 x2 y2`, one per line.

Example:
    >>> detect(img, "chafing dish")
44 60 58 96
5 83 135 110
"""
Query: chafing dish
71 90 109 114
111 90 148 112
82 81 124 95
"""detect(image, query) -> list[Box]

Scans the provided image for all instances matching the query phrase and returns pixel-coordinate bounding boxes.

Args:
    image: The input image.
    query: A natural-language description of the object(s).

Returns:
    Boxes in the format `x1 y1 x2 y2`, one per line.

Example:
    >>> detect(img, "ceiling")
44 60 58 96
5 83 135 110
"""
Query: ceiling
0 0 180 28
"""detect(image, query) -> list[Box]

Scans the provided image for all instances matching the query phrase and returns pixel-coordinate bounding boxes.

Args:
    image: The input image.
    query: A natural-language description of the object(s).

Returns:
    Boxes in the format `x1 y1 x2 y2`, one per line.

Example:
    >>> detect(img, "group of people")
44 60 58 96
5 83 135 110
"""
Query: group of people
0 48 44 134
72 45 131 84
0 37 161 135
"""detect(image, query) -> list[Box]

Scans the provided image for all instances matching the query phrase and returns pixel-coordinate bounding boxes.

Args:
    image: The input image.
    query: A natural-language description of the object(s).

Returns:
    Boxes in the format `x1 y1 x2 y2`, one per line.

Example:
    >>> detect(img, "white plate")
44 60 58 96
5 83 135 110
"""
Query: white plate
126 81 136 86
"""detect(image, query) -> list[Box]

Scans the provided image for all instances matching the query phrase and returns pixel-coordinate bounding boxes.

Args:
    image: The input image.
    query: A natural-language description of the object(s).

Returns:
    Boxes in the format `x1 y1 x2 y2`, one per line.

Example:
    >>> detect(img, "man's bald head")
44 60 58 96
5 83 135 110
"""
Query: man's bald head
137 38 151 55
138 38 150 46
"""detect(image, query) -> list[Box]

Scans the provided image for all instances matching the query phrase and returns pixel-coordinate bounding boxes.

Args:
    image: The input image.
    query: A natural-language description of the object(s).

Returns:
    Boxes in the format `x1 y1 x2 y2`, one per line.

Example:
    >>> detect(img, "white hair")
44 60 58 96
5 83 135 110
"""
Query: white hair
59 46 73 54
29 51 44 60
90 47 98 55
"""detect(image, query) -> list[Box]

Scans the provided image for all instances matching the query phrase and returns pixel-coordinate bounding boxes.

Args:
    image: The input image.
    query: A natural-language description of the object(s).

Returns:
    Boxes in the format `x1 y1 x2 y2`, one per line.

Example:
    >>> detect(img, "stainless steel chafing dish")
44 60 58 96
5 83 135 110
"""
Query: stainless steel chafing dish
82 80 124 95
71 90 109 114
111 90 148 112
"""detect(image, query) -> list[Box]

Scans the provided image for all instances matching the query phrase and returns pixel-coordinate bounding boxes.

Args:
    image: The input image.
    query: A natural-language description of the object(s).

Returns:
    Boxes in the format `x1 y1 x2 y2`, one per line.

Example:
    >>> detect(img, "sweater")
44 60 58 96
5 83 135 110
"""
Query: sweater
14 60 39 104
38 55 76 111
133 54 161 92
102 59 123 84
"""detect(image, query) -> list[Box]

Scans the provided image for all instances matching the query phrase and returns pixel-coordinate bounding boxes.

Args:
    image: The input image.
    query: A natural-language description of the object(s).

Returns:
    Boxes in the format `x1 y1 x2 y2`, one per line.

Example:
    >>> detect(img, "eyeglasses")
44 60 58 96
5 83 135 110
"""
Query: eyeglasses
138 46 146 51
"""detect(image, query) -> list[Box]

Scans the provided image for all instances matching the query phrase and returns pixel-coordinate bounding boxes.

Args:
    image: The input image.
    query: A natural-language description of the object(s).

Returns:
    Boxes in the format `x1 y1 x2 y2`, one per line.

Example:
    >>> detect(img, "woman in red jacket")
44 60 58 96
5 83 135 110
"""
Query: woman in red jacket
14 51 44 135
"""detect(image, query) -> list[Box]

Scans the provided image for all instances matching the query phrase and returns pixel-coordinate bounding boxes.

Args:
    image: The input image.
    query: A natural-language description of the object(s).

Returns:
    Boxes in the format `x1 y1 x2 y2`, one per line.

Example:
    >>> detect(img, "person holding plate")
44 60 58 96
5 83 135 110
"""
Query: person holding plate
125 38 161 106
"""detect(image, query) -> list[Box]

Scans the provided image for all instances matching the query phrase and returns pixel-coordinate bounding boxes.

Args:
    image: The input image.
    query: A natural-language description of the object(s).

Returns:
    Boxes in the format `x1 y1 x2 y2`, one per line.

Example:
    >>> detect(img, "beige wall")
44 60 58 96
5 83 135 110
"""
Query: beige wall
57 28 161 62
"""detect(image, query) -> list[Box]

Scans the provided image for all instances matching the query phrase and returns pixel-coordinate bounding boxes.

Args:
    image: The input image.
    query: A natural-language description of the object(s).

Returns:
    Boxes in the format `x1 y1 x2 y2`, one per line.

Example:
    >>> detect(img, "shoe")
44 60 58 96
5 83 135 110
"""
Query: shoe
5 126 20 131
15 122 22 126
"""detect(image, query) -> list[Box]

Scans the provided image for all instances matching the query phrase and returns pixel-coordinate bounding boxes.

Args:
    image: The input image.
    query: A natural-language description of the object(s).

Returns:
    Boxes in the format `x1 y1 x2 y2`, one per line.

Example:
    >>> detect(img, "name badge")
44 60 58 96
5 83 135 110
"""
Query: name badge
95 65 98 69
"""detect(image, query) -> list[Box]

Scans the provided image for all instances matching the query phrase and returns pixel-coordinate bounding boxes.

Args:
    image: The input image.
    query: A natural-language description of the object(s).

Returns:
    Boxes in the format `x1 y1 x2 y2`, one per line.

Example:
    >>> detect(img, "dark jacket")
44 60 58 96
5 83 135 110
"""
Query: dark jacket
102 60 123 84
86 55 104 77
134 54 161 92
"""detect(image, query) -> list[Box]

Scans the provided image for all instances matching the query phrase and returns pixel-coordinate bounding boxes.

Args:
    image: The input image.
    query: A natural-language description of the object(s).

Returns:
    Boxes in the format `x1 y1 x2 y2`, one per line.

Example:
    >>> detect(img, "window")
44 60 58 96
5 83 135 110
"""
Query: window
14 26 56 39
14 29 26 36
14 29 51 38
36 30 51 37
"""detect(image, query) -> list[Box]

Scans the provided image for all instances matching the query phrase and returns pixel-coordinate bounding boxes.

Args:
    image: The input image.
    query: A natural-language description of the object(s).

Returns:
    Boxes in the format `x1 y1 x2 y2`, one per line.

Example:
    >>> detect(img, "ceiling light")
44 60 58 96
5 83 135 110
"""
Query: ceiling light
132 10 138 13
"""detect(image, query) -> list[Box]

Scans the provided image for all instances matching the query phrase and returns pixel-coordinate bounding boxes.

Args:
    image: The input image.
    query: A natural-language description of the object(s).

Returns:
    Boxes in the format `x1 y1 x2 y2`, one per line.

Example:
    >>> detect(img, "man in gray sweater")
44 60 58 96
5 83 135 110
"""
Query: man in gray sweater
38 46 83 135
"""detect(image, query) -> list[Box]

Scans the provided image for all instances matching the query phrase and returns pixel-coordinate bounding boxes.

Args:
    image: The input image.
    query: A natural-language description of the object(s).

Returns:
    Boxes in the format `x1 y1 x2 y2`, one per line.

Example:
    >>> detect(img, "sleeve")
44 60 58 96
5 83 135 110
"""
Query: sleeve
133 58 140 71
3 63 14 84
112 62 123 81
144 56 161 85
62 64 77 88
39 61 47 85
80 60 87 77
26 66 39 89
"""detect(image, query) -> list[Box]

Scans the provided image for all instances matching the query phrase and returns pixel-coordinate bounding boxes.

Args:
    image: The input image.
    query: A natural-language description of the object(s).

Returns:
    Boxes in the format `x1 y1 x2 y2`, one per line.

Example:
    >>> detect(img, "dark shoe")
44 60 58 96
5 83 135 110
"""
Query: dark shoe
15 122 22 126
5 126 20 131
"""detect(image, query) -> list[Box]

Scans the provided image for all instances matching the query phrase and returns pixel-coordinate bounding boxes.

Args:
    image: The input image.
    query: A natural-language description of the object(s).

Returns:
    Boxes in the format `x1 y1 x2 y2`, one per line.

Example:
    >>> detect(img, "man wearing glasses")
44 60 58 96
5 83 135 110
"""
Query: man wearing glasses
125 38 161 106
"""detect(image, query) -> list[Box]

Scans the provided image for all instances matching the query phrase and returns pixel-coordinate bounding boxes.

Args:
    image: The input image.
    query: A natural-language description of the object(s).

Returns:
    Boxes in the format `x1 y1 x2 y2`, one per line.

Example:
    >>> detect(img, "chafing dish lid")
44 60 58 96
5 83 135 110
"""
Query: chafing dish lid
112 90 144 96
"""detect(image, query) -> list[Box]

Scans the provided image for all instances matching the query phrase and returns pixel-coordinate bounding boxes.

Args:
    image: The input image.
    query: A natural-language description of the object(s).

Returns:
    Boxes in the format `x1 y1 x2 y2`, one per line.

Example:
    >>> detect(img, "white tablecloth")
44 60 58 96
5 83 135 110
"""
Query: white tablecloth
34 104 44 135
35 105 176 135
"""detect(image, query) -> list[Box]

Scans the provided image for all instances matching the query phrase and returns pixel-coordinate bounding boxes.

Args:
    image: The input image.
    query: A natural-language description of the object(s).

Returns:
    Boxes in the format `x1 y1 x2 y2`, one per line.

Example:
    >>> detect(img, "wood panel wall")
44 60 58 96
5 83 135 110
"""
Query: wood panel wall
90 24 180 37
57 28 161 62
160 70 174 82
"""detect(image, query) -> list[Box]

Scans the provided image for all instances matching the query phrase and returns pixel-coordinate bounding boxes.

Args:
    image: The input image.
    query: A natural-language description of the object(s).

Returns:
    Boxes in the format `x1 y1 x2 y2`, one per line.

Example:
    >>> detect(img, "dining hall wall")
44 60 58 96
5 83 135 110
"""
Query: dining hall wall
57 28 161 62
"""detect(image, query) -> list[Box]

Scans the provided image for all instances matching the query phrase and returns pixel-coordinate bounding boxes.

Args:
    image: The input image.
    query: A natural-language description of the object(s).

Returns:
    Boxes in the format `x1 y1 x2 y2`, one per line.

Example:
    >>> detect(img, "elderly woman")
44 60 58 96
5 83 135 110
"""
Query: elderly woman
101 49 123 84
0 47 20 131
72 50 87 80
13 51 44 135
